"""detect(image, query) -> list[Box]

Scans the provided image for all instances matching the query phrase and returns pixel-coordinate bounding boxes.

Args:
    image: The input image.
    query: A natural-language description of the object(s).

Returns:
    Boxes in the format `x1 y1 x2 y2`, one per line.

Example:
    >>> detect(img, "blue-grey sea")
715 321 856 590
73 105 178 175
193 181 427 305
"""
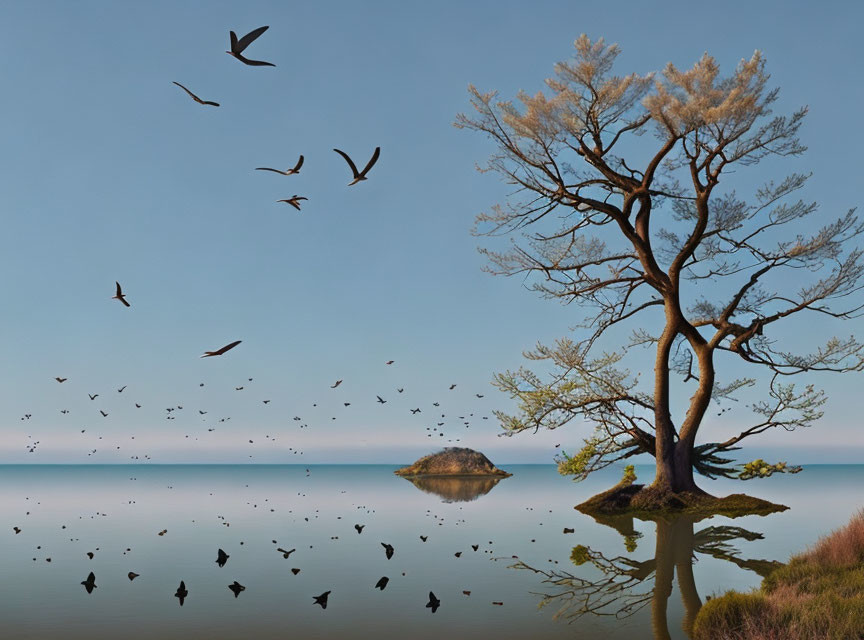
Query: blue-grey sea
0 464 859 639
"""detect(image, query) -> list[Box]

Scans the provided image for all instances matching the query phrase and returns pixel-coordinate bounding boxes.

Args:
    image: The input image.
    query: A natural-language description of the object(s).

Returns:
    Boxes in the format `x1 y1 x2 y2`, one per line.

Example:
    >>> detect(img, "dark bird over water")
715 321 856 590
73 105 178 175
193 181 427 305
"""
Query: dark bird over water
128 572 139 581
175 580 188 606
216 548 229 567
333 147 380 186
381 542 394 560
228 581 245 598
172 82 219 107
426 592 441 613
81 572 97 594
227 26 275 67
375 576 389 590
55 377 67 383
331 380 343 389
256 156 303 176
112 281 131 307
376 396 386 404
277 547 295 559
354 524 364 534
277 195 307 211
201 340 242 358
313 590 331 609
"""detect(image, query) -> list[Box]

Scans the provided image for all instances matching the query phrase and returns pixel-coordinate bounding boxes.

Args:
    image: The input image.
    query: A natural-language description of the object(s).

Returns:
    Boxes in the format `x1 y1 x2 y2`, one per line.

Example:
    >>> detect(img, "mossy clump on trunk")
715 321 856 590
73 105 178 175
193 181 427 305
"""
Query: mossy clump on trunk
395 448 511 477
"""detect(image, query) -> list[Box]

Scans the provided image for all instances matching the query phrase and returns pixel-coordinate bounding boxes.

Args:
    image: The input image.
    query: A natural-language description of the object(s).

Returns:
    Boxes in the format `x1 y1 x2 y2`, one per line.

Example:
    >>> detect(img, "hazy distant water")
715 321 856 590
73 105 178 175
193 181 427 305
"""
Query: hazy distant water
0 464 860 639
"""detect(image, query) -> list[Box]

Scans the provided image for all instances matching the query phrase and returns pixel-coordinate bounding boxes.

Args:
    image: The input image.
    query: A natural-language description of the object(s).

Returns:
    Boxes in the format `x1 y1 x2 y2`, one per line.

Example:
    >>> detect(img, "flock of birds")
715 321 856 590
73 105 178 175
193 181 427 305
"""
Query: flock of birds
169 25 381 214
5 22 573 627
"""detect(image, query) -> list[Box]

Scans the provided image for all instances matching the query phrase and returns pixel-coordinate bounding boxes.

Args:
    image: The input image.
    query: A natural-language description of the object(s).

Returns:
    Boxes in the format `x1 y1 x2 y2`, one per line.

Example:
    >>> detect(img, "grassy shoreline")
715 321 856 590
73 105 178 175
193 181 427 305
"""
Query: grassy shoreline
694 509 864 639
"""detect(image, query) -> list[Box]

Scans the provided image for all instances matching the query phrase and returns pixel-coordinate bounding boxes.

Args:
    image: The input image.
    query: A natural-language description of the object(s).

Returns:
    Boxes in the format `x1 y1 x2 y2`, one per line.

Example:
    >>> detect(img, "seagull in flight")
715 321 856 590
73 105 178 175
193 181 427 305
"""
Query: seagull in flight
277 196 307 211
112 282 130 307
376 396 386 404
333 147 380 185
256 156 303 176
172 82 219 107
201 340 242 358
227 26 275 67
55 377 67 383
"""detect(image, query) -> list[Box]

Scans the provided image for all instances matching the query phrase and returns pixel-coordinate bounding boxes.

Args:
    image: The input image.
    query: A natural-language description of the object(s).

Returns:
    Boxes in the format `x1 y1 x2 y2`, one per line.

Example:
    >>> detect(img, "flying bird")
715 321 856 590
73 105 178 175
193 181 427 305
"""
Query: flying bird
172 81 219 107
227 26 275 67
313 590 331 609
375 576 389 590
256 156 303 176
201 340 242 358
277 195 307 211
333 147 380 185
55 377 67 383
381 543 394 560
385 360 394 365
376 396 386 404
99 410 108 417
128 572 139 581
331 380 343 389
117 386 126 393
175 580 188 606
354 524 364 534
228 581 245 598
112 282 131 307
277 547 295 559
89 394 98 400
426 592 441 613
216 549 229 567
81 572 97 594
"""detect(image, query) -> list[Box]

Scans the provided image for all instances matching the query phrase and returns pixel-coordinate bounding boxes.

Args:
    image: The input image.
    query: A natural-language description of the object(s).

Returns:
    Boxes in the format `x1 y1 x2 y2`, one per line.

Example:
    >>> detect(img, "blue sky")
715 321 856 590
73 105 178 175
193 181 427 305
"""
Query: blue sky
0 0 861 464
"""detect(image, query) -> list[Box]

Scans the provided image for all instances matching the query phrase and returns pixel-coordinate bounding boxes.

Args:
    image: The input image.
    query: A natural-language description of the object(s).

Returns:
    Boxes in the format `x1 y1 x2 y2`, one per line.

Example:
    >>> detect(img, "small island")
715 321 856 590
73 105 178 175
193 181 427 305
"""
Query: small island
395 447 512 477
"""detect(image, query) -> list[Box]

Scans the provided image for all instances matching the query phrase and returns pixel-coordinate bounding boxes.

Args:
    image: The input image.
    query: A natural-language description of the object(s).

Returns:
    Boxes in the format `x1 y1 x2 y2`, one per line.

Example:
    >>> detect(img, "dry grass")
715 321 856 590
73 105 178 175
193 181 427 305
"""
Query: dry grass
694 509 864 639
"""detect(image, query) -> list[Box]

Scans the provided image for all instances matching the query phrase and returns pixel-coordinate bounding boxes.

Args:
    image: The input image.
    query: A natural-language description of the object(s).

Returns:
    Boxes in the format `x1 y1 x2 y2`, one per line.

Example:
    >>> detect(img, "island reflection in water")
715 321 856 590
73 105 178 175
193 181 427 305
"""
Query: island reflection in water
512 512 781 639
400 474 507 502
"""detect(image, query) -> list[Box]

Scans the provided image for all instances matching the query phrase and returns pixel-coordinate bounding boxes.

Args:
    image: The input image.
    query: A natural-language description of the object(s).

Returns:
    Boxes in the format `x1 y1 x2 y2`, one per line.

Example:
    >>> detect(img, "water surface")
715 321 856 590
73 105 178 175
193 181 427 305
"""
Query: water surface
0 464 859 639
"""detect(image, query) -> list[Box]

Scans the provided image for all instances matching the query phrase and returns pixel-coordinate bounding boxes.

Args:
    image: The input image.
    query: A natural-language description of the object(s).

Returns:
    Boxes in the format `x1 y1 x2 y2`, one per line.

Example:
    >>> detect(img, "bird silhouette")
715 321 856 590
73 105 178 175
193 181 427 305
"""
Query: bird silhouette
331 380 343 389
385 360 394 365
89 394 98 400
449 384 457 390
81 571 97 594
256 156 303 176
411 408 421 414
99 410 108 417
128 572 139 581
111 281 131 307
277 547 295 559
201 340 242 358
354 524 364 534
333 147 380 185
277 195 307 211
175 580 188 606
426 592 441 613
419 535 428 542
375 576 389 590
227 26 275 67
291 568 301 575
117 386 126 393
376 396 386 404
381 542 394 560
172 81 219 107
55 377 67 383
228 581 245 598
313 590 331 609
216 548 229 567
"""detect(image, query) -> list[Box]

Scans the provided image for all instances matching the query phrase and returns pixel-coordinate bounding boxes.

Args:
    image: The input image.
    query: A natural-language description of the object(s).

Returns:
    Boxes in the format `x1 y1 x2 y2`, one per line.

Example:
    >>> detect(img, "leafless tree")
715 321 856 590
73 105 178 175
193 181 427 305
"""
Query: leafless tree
456 35 864 497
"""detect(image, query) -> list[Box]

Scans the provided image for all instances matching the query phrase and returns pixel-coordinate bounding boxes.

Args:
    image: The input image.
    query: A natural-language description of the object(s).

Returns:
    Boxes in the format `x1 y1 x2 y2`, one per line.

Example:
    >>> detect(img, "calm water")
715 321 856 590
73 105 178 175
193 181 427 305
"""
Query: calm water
0 464 860 639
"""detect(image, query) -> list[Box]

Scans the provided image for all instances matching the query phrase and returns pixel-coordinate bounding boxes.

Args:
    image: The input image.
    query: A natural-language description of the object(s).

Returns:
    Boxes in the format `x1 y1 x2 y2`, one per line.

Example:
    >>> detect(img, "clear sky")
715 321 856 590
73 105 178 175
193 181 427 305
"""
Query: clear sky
0 0 861 464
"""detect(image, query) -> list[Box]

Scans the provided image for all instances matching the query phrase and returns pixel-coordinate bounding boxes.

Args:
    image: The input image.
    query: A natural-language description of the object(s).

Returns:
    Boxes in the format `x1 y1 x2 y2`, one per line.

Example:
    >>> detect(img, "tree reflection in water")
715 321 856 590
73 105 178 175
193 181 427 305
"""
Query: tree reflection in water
511 514 781 639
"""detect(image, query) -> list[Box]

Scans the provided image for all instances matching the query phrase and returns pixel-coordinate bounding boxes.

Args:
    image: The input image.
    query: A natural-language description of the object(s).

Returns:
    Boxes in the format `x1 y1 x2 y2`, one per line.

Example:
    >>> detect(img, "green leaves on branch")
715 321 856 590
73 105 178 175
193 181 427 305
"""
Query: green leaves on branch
737 459 802 480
